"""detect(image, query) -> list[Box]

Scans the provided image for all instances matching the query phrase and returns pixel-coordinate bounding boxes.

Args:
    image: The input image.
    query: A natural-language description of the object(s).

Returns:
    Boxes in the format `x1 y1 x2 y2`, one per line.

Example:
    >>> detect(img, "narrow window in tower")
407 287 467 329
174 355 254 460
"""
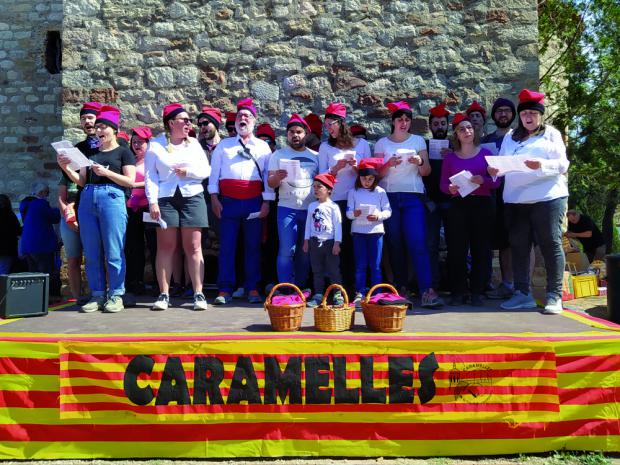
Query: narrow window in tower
45 31 62 74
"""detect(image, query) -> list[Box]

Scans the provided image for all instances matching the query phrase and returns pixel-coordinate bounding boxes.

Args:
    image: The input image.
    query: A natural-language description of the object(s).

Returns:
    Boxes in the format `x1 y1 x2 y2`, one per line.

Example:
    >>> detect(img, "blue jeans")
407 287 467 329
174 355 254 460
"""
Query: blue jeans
353 233 383 293
506 197 567 297
385 192 432 292
218 196 263 293
78 184 128 297
277 206 309 287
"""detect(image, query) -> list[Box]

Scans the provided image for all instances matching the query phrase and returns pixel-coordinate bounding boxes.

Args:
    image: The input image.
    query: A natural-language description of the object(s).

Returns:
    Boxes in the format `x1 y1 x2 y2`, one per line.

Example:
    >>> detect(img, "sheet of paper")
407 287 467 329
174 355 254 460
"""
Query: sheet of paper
334 150 355 161
247 211 261 220
279 159 301 181
485 155 531 176
142 212 168 229
51 140 94 170
480 142 499 156
356 203 376 225
429 139 449 160
448 170 479 198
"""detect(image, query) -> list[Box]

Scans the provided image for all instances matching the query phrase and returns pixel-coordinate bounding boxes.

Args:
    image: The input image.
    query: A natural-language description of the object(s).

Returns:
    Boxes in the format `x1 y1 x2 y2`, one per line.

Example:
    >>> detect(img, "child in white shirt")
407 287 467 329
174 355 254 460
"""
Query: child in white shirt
303 173 343 307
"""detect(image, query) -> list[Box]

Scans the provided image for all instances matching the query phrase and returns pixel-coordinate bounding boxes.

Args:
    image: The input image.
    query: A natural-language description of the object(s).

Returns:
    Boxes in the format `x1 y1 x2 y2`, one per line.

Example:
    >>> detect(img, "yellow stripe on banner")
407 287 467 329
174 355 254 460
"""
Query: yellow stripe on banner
0 374 59 391
552 338 620 356
561 310 620 332
0 341 59 358
0 436 618 460
558 371 620 390
59 339 559 356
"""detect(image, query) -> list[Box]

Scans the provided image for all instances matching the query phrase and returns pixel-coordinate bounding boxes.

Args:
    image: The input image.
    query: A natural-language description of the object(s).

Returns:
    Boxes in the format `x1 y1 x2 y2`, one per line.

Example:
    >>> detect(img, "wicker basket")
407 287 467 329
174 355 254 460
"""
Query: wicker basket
314 284 355 332
361 283 408 332
264 283 306 332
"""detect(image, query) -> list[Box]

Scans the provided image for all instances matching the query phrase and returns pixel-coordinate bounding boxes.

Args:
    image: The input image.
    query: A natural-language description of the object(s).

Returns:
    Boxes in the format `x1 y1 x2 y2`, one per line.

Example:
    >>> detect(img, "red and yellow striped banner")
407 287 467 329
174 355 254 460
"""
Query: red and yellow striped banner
0 332 618 458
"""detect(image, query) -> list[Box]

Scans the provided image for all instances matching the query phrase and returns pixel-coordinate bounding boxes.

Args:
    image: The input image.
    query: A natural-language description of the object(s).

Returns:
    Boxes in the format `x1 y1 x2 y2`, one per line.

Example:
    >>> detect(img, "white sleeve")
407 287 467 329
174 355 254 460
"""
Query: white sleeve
262 152 275 201
538 127 570 176
333 204 343 242
378 190 392 221
374 138 386 157
144 149 159 204
208 144 222 195
346 189 356 220
185 142 211 180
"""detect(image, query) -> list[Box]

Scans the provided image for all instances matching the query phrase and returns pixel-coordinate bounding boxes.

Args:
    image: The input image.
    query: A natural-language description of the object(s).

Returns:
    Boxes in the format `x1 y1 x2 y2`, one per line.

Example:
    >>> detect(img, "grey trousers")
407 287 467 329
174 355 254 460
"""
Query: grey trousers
308 237 342 295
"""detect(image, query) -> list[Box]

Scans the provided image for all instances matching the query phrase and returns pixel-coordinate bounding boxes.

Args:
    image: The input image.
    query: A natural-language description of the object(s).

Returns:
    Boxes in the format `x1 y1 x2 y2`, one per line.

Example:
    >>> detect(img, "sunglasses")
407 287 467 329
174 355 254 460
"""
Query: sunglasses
174 118 193 125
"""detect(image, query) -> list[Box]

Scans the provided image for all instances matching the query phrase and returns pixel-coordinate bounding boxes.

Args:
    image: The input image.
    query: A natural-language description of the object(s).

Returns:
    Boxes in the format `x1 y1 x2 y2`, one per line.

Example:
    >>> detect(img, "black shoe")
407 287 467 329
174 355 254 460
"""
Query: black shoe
449 294 465 306
470 294 484 307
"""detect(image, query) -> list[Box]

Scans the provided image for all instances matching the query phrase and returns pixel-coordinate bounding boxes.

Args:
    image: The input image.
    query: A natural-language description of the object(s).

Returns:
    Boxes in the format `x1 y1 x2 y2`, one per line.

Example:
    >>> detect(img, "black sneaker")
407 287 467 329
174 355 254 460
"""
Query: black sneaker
152 293 169 311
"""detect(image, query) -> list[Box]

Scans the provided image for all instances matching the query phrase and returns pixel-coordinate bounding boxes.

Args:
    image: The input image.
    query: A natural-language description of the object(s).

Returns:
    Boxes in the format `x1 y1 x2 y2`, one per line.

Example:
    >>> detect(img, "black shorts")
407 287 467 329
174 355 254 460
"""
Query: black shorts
158 188 208 228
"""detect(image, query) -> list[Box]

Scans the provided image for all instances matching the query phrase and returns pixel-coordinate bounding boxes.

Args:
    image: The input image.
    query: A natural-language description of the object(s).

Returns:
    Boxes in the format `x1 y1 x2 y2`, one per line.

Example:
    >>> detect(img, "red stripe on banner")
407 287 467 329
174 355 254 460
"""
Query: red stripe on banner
556 355 620 373
0 357 59 375
64 351 557 364
559 387 620 405
0 390 59 408
61 367 557 382
0 419 616 442
59 401 560 414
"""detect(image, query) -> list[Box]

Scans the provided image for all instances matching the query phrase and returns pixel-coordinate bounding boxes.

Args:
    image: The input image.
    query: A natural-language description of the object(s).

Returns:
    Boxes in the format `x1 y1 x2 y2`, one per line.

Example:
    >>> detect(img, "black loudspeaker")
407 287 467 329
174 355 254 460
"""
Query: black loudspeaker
0 273 49 318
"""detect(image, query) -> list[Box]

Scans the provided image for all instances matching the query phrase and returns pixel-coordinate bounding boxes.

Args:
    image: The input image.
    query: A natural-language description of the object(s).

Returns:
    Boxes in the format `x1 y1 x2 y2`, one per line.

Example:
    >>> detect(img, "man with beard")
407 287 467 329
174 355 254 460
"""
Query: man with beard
423 102 452 292
197 106 222 161
482 97 517 300
267 114 319 290
56 101 102 305
208 98 274 305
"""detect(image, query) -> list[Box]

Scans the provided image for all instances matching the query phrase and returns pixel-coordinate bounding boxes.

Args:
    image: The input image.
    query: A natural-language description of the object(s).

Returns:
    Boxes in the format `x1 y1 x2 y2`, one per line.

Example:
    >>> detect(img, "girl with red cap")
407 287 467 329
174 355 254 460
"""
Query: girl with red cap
302 173 344 307
487 89 569 315
124 127 157 297
440 113 500 307
145 103 211 311
375 101 442 308
59 105 136 313
346 158 392 306
318 102 371 293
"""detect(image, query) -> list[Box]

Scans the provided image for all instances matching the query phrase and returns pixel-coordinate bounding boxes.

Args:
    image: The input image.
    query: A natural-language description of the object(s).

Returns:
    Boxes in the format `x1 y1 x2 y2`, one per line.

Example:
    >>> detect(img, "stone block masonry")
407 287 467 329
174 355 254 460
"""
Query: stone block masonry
1 0 539 200
0 1 63 202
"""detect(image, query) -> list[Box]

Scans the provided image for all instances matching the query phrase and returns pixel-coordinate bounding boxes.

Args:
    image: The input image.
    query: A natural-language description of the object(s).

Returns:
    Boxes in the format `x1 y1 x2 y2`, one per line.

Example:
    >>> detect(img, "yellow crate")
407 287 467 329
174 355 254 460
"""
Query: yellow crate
572 274 599 299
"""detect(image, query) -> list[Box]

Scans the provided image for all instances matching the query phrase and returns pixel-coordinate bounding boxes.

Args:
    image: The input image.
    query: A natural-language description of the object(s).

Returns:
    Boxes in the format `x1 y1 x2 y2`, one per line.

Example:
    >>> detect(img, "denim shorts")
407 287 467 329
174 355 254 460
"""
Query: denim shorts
158 188 208 228
60 217 83 259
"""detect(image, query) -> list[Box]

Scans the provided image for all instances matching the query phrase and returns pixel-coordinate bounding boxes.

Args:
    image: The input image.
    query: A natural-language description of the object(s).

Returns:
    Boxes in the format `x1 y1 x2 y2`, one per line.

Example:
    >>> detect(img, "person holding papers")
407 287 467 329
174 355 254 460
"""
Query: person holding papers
487 89 569 315
208 98 274 305
268 114 319 290
346 158 392 307
318 102 371 294
58 105 136 313
440 113 499 306
145 103 211 311
125 127 157 298
376 101 442 308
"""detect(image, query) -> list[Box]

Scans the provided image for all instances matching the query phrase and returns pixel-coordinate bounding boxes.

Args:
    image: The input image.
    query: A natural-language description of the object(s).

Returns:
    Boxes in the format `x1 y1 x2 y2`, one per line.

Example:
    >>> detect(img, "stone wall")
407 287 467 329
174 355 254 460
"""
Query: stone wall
0 1 63 201
62 0 539 145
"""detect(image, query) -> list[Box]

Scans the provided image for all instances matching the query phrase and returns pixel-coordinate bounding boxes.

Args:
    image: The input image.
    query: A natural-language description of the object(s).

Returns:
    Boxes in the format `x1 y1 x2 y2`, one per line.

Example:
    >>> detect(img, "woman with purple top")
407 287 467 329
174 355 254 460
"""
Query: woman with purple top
440 113 499 306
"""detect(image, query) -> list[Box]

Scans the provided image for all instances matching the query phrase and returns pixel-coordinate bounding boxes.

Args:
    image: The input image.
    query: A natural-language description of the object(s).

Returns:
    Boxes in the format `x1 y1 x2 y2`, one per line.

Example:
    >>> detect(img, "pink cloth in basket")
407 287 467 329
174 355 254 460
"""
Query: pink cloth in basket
368 292 409 305
270 295 304 306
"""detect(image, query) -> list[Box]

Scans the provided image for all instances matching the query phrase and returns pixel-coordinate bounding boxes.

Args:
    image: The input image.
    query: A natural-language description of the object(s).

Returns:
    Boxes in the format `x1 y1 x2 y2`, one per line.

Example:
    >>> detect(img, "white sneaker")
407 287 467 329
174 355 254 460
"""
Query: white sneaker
232 287 245 299
500 290 537 310
152 293 169 311
543 294 563 315
193 292 208 311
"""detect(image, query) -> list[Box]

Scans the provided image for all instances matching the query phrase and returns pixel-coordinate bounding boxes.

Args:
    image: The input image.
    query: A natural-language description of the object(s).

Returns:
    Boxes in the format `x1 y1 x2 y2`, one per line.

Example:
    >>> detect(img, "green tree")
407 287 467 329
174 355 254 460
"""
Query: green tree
538 0 620 252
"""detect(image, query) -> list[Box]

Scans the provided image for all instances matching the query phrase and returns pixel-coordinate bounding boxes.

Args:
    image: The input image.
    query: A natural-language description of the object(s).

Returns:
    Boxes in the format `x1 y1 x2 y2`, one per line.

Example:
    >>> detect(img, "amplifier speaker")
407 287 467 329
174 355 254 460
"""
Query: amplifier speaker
0 273 49 318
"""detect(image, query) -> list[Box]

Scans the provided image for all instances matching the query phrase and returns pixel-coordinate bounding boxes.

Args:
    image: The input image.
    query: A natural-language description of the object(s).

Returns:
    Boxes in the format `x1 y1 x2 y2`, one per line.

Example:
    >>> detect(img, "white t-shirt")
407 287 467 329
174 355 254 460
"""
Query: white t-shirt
374 134 427 193
346 186 392 235
304 199 342 242
268 146 319 210
318 138 371 201
498 126 569 204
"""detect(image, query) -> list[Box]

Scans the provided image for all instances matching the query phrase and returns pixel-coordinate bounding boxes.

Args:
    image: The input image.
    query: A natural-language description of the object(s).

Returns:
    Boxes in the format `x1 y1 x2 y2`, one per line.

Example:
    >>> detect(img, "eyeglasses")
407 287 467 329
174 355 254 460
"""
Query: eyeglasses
495 109 513 114
131 139 147 145
197 121 210 127
174 117 193 125
237 112 254 120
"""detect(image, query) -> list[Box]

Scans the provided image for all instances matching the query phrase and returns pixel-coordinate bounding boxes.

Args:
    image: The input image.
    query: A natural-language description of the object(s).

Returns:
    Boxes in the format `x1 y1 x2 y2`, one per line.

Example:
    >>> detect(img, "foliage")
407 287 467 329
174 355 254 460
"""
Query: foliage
539 0 620 251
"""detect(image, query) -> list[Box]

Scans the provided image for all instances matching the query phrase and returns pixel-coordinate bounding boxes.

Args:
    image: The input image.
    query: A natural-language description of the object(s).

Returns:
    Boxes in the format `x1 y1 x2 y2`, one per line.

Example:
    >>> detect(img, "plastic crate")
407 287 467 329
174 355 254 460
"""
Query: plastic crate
572 274 599 299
